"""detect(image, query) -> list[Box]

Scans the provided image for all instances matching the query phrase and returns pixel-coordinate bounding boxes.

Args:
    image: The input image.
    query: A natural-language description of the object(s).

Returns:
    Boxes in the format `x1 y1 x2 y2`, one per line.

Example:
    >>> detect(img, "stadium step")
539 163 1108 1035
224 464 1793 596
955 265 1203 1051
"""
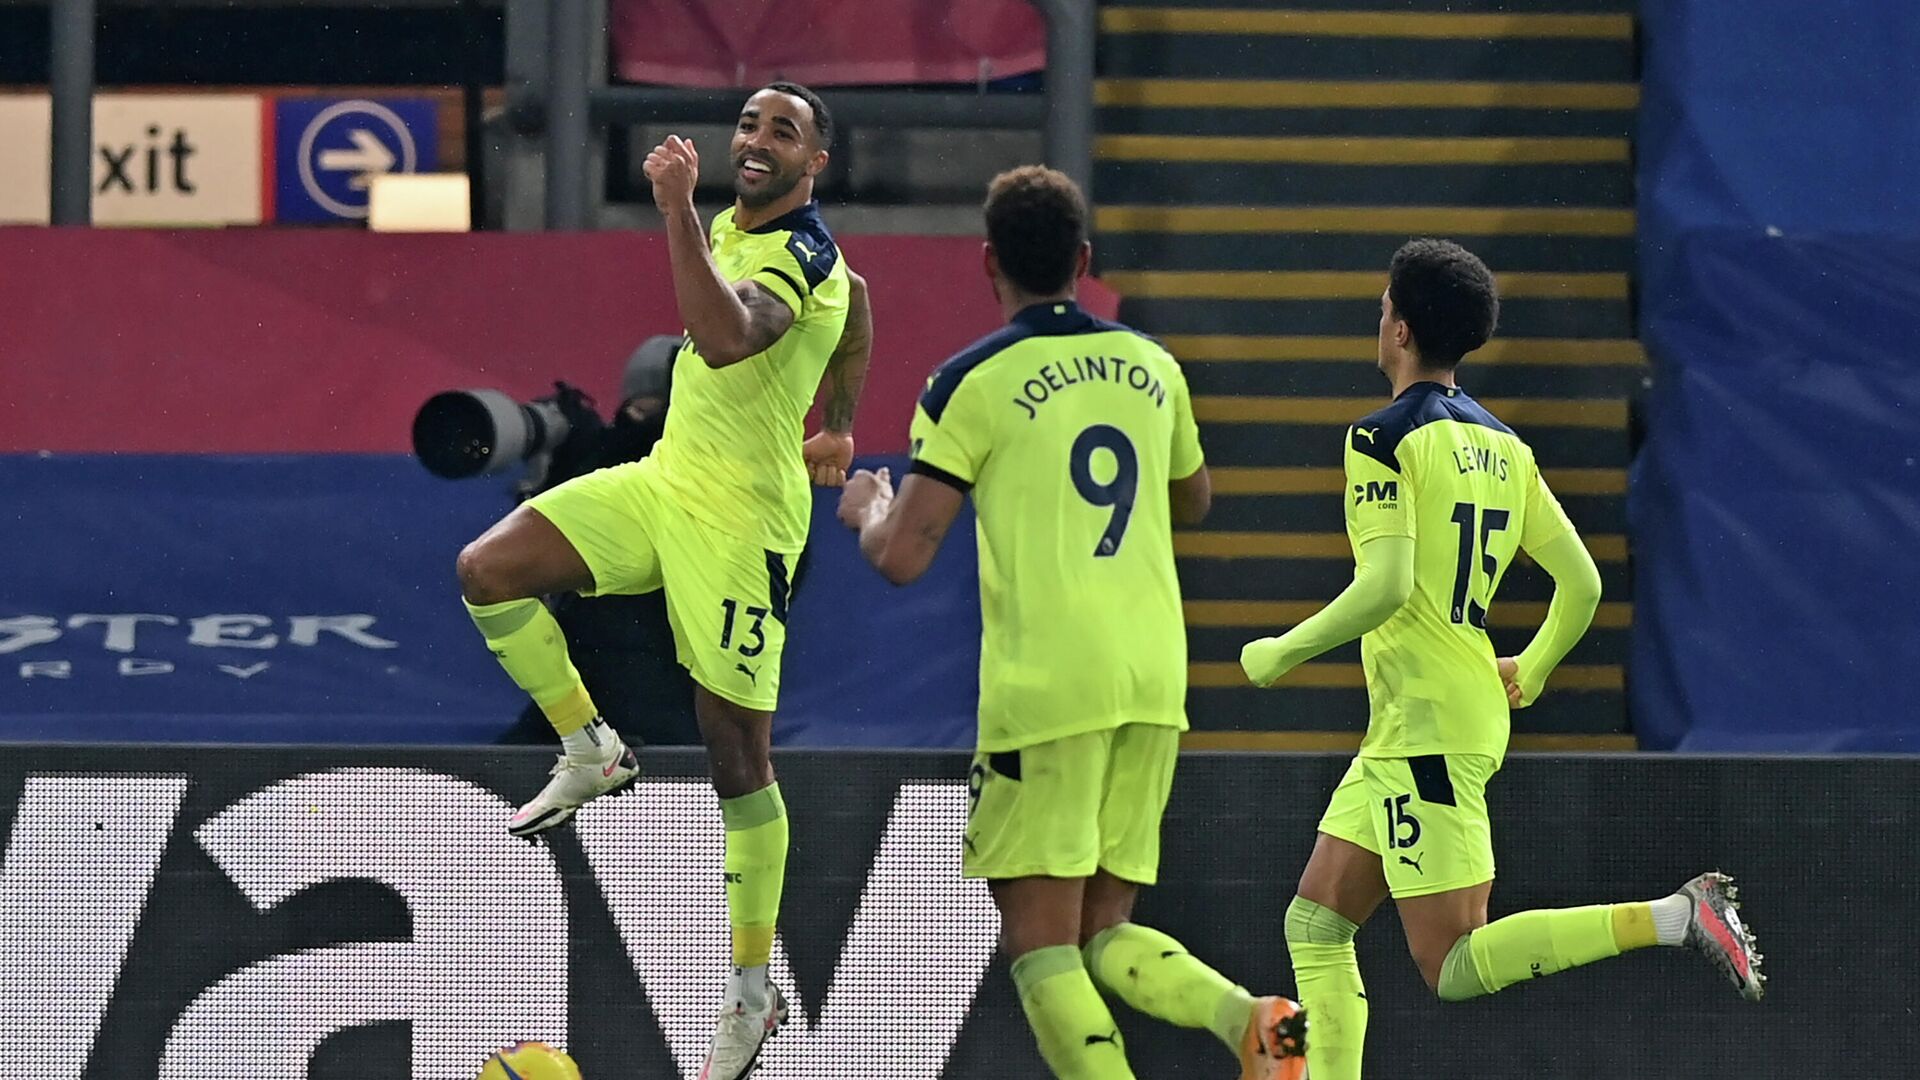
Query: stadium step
1092 0 1640 740
1101 11 1633 82
1100 0 1636 13
1095 79 1639 138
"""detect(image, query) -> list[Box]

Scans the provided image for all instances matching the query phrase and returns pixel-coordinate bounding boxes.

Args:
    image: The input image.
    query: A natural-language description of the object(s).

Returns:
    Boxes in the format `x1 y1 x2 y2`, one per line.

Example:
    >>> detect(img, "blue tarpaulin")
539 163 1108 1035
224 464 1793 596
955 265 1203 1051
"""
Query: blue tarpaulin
1634 0 1920 749
0 454 980 747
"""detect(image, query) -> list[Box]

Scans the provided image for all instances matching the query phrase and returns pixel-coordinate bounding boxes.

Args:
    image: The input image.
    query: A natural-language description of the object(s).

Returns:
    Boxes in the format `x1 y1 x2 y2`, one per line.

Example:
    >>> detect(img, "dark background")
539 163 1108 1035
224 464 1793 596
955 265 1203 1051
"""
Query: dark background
0 746 1908 1078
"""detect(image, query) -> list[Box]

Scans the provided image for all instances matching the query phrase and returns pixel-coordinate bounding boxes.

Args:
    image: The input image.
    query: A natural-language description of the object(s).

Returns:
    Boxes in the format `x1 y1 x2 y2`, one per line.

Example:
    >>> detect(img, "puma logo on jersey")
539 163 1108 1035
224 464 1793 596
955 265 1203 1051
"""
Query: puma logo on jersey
793 239 819 263
1354 427 1379 444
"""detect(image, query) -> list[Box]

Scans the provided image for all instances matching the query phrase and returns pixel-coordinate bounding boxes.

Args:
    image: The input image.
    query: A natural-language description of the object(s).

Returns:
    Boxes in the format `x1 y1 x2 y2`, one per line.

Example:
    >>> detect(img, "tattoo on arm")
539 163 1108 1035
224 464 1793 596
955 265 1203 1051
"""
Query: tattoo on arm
822 272 872 433
734 281 797 359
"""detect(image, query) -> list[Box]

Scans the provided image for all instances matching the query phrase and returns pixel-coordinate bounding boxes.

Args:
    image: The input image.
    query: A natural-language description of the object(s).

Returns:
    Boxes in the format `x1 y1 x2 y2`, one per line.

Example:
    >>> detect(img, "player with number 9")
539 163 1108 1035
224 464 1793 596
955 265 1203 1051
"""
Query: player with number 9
838 166 1306 1080
1239 239 1764 1080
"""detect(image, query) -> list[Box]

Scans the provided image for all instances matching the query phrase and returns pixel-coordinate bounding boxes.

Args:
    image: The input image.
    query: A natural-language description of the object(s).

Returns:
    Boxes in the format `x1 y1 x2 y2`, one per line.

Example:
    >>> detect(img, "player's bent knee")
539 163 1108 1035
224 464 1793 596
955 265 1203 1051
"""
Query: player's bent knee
1432 933 1490 1002
1284 894 1360 947
456 540 528 606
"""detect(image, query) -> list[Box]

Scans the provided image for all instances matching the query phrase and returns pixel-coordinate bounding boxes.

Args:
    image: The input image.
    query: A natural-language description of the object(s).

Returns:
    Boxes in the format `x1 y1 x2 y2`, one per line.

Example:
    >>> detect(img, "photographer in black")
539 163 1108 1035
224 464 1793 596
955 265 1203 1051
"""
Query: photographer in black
418 335 761 745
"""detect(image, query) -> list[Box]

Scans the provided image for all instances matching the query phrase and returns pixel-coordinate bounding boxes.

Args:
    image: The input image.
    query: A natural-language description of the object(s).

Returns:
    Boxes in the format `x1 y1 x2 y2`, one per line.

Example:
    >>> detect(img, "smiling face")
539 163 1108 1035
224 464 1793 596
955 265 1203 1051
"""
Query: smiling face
731 88 827 209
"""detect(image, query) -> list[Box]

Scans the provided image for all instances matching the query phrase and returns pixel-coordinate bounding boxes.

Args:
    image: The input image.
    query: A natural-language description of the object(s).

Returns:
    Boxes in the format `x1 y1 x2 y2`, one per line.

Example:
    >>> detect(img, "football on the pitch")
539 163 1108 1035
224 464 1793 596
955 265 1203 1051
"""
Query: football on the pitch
476 1041 583 1080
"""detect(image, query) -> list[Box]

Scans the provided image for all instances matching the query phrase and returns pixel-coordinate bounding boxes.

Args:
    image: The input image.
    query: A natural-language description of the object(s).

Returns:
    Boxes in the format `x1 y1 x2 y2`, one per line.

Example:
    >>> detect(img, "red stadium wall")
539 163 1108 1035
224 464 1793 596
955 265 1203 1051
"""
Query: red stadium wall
610 0 1046 88
0 228 1117 456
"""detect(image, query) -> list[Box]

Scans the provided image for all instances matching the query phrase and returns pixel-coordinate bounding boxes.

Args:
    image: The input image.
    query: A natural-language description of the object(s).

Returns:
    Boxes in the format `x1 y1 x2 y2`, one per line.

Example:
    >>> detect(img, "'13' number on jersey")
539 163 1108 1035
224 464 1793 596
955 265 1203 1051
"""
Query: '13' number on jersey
1069 424 1138 557
1448 501 1511 629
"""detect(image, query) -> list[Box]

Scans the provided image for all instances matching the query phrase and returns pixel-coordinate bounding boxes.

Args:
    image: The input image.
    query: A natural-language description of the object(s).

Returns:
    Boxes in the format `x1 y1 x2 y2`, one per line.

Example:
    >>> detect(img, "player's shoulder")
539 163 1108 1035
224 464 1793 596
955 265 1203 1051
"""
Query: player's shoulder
920 301 1160 422
1079 311 1178 368
1348 383 1519 472
742 200 841 290
1016 303 1177 376
919 324 1028 423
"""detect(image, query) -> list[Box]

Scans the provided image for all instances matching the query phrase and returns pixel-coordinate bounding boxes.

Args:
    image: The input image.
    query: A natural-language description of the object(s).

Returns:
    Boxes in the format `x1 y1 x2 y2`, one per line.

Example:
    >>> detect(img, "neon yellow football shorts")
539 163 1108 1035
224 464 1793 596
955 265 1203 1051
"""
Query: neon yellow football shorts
1317 753 1500 899
526 457 798 712
962 723 1181 884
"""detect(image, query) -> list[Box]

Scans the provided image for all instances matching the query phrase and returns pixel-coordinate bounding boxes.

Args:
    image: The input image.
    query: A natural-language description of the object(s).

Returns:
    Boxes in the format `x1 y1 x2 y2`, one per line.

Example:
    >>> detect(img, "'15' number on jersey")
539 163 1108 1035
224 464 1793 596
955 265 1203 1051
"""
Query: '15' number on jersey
1449 501 1511 629
1069 424 1138 557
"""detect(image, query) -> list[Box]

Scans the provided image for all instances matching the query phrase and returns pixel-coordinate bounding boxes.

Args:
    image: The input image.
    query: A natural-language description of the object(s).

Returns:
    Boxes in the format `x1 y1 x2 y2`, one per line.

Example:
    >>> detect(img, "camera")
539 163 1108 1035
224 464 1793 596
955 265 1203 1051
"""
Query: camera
411 386 587 480
410 335 680 496
413 336 701 745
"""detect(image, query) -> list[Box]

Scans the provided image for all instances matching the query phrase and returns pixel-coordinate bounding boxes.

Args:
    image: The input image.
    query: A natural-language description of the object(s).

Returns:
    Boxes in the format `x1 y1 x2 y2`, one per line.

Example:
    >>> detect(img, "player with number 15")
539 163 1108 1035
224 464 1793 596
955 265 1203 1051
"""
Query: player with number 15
1240 240 1764 1080
839 166 1307 1080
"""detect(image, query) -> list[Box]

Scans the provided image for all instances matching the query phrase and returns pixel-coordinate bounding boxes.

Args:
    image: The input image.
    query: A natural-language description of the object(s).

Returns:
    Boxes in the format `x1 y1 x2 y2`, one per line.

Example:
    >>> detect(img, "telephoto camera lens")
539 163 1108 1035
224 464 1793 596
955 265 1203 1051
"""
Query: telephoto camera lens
411 389 573 479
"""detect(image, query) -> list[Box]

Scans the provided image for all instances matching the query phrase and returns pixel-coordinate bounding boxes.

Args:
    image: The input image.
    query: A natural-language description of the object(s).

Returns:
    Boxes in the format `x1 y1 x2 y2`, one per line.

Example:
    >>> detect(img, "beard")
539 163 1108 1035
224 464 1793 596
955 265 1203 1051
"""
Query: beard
734 158 803 208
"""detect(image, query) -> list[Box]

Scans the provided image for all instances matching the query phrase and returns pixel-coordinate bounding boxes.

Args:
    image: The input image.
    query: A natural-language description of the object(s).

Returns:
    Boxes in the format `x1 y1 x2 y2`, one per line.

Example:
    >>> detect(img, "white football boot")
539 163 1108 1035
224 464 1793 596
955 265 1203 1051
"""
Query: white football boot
699 979 789 1080
506 740 639 837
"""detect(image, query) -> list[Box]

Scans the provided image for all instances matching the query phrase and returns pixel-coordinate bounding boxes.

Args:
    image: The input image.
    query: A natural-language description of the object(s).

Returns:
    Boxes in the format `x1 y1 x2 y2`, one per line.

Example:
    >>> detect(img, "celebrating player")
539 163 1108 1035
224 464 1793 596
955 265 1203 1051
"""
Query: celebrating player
839 166 1306 1080
1241 240 1764 1080
454 83 871 1078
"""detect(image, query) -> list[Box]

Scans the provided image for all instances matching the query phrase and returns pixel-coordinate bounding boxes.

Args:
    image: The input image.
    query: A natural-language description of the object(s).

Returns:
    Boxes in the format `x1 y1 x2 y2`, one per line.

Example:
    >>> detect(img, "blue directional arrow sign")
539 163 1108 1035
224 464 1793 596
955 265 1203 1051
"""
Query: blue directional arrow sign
275 97 438 223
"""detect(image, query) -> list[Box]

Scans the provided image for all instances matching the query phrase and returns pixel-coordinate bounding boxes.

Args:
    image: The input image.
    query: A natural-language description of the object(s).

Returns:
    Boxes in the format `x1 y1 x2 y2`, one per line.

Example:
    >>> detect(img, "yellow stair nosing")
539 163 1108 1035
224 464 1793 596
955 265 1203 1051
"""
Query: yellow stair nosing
1174 531 1630 561
1187 394 1628 429
1104 270 1628 301
1151 335 1645 366
1101 9 1635 41
1096 79 1641 111
1185 598 1634 630
1096 134 1628 165
1095 204 1636 237
1209 465 1625 496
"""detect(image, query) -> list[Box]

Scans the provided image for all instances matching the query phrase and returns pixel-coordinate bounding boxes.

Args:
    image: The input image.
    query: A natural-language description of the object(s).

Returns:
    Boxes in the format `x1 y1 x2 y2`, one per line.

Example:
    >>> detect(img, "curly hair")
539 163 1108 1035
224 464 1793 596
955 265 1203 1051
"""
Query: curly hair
983 165 1088 297
1387 239 1500 368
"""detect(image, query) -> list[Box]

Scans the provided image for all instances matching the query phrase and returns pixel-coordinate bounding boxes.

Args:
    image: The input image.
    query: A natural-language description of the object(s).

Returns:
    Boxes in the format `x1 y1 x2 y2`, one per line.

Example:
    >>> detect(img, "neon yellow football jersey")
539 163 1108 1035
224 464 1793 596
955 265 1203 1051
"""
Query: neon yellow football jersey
650 202 851 552
1344 381 1578 761
909 301 1205 753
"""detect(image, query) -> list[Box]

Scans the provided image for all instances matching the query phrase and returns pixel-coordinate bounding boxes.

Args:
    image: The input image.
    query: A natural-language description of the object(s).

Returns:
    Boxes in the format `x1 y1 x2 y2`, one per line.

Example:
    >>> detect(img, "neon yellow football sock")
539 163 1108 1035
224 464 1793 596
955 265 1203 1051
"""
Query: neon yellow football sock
721 783 789 968
1011 945 1137 1080
464 597 596 734
1083 922 1255 1053
1438 902 1658 1001
1286 896 1366 1080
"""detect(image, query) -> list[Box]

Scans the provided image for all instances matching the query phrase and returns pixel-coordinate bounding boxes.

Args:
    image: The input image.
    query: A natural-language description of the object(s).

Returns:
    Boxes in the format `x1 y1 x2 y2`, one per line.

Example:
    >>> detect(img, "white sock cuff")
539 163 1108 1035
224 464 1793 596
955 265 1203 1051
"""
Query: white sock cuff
1648 893 1691 946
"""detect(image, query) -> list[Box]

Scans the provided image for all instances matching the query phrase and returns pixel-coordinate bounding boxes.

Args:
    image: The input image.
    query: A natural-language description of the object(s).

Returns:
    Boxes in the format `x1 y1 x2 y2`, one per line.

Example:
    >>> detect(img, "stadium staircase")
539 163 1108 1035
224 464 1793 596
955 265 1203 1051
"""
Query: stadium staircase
1093 0 1641 748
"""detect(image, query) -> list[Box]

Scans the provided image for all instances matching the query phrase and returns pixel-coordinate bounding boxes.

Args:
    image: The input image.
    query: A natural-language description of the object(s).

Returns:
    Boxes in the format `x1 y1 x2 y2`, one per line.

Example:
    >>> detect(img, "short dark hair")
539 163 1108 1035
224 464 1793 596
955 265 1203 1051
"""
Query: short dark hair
1387 239 1499 368
984 166 1088 297
764 81 833 151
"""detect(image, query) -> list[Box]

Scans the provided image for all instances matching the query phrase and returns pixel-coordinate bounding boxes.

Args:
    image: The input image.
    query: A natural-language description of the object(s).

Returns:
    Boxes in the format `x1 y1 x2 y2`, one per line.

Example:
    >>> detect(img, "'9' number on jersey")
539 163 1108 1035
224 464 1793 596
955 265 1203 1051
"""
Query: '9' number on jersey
1069 424 1138 557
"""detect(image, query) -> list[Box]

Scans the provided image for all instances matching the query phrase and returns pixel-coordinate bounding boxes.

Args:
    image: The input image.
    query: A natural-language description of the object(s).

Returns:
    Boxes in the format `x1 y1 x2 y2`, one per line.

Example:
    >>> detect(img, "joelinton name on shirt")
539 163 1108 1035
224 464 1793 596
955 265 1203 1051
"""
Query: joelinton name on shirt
1011 355 1167 420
